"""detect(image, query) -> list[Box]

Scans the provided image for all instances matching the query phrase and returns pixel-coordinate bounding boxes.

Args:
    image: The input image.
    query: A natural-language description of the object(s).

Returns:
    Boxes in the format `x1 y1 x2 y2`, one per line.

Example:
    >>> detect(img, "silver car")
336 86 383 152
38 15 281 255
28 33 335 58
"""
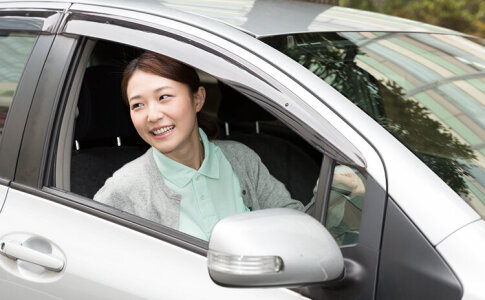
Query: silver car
0 0 484 299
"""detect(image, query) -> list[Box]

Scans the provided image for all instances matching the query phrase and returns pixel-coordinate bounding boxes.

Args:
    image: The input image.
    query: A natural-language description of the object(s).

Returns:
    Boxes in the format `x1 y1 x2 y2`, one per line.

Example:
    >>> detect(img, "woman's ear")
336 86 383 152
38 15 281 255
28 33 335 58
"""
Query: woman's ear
194 86 206 112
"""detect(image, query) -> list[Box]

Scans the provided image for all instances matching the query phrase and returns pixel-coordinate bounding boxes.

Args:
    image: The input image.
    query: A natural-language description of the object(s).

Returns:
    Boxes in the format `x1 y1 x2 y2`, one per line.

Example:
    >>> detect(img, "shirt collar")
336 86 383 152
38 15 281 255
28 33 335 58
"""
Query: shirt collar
152 128 219 187
198 128 219 180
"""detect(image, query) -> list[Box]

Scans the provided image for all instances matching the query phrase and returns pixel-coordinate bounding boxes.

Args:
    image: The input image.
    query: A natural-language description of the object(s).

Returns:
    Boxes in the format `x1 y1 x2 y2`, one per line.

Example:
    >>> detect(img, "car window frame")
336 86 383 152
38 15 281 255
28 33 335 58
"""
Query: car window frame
12 6 388 296
59 7 366 216
0 7 64 183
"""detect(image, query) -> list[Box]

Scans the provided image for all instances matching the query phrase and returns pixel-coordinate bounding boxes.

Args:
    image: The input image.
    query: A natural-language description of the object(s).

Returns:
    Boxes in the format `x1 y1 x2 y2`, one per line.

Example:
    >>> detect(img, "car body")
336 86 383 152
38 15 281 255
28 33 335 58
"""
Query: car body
0 0 484 299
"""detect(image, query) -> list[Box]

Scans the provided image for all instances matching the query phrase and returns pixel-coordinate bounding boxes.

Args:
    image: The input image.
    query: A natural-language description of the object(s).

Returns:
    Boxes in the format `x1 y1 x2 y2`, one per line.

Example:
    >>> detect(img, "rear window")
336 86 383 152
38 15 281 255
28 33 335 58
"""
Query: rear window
263 32 485 219
0 31 37 140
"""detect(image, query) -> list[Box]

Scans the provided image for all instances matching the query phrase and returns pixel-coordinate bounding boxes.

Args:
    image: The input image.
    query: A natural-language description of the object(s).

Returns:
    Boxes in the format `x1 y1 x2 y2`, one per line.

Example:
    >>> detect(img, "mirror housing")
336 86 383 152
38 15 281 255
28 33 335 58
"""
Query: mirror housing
208 208 344 287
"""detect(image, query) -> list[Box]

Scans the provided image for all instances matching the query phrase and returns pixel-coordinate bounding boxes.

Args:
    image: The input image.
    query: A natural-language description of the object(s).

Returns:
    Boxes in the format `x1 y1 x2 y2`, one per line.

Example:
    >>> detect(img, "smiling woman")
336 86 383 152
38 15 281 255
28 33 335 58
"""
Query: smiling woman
124 53 206 168
94 52 307 240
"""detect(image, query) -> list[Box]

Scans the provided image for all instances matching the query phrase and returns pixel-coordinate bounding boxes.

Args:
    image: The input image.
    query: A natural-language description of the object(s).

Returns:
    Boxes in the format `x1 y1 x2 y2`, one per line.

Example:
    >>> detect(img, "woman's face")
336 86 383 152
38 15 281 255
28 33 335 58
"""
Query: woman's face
127 70 205 157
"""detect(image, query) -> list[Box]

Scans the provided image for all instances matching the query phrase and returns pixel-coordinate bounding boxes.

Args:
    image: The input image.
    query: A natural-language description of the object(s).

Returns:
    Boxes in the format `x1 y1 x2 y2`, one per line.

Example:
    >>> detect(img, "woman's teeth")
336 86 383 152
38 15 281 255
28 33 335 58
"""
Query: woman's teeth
153 126 174 135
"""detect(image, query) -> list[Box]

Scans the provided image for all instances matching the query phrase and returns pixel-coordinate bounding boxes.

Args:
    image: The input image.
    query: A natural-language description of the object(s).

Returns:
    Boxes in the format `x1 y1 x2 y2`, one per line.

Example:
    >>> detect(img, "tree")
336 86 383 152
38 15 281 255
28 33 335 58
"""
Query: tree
340 0 485 38
303 0 339 4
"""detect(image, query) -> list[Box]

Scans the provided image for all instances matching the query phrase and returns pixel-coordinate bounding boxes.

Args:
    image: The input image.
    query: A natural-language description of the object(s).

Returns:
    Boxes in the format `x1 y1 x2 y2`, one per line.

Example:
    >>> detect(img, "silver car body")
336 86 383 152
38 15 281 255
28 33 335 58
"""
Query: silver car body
0 0 484 299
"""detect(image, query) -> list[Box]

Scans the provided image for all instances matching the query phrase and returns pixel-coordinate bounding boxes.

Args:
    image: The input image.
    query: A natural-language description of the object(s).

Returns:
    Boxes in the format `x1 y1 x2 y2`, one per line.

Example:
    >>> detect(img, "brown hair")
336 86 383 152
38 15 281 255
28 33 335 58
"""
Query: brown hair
121 51 218 139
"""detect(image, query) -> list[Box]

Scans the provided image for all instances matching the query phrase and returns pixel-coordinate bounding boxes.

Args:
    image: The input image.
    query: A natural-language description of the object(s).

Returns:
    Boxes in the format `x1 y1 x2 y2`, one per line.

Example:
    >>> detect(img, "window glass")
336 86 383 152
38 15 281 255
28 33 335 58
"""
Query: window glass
326 164 366 246
59 39 321 242
263 32 485 220
0 31 37 140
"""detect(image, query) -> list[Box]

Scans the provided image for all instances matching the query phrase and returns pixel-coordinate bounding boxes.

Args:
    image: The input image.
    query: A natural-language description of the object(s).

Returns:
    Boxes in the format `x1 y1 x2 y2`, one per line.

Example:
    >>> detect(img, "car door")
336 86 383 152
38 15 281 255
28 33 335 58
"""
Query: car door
1 3 387 299
0 2 69 298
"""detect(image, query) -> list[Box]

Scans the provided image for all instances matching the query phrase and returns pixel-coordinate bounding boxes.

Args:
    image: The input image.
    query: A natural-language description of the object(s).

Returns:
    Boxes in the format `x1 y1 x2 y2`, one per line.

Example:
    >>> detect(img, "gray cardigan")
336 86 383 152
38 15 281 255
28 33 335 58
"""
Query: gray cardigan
94 140 306 229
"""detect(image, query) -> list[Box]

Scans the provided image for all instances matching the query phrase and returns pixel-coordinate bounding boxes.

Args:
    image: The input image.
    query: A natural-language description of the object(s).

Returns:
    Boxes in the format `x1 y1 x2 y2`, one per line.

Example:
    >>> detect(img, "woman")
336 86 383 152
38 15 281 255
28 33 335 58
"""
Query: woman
94 51 363 241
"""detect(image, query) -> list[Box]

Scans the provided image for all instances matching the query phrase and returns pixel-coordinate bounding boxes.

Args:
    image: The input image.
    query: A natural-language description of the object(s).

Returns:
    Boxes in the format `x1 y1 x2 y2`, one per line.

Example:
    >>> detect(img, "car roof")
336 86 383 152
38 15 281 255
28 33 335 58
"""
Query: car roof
1 0 462 37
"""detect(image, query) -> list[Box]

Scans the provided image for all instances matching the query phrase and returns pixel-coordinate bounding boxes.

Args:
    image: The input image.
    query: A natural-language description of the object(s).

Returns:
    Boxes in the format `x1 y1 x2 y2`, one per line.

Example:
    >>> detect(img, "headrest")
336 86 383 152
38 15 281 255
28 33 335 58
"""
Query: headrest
217 82 275 123
74 65 140 147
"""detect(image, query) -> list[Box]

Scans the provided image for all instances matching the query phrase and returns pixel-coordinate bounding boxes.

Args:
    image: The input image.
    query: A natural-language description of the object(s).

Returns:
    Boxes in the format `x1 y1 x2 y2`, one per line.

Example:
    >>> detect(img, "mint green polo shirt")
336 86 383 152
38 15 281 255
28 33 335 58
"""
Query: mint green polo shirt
152 128 249 241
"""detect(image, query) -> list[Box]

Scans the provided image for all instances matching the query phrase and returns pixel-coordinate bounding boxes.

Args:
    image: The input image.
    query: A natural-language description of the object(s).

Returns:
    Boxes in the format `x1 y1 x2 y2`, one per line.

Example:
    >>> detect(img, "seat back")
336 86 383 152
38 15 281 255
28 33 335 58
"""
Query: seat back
229 133 319 204
74 65 140 147
71 65 147 198
217 83 320 204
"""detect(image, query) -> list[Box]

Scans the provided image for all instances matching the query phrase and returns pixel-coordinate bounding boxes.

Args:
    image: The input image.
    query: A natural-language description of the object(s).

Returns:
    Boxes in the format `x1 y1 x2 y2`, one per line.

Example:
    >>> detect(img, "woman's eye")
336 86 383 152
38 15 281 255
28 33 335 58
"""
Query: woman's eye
131 103 143 110
159 95 170 101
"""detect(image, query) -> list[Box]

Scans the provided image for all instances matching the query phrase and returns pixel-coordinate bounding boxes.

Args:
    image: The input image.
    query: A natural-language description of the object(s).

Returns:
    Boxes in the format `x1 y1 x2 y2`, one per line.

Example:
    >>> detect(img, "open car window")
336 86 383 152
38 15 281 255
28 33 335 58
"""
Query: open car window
54 39 328 242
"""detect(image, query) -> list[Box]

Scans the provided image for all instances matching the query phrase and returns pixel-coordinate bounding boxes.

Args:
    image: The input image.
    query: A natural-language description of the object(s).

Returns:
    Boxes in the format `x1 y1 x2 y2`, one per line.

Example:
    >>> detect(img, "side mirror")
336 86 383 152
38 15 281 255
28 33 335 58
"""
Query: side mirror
207 208 344 287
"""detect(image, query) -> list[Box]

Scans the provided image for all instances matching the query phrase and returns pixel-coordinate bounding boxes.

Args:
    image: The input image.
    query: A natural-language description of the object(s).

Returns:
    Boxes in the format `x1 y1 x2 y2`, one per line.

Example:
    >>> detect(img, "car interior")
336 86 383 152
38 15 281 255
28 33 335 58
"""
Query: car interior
66 39 322 206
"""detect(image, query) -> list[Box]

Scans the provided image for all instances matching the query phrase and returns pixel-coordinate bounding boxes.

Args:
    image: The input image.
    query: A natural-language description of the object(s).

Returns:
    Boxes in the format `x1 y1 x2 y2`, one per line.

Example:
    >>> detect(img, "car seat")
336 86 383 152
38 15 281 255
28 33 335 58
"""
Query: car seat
217 83 321 204
71 65 148 198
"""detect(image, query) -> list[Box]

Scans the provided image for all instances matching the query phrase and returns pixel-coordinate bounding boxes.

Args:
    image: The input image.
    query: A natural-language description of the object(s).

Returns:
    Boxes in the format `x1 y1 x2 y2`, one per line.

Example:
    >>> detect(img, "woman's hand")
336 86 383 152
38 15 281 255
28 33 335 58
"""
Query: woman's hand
333 166 365 197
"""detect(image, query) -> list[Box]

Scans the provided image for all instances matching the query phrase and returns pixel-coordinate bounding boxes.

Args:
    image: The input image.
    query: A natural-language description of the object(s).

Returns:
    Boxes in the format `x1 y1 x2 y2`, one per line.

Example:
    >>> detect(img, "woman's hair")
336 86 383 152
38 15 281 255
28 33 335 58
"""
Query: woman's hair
121 51 218 139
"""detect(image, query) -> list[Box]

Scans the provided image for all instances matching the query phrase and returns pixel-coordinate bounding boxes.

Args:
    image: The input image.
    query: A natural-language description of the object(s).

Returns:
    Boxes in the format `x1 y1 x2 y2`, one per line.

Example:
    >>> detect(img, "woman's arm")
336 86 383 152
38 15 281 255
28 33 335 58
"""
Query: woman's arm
250 156 365 212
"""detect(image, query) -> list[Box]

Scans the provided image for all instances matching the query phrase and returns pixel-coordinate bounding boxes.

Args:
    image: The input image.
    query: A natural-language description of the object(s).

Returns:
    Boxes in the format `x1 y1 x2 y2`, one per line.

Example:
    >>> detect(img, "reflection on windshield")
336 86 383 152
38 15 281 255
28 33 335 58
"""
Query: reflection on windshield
263 32 485 218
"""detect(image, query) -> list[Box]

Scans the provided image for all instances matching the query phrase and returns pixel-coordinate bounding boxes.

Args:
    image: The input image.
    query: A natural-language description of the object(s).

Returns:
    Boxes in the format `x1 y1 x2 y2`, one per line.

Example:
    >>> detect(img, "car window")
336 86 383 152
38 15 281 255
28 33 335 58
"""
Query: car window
0 31 36 141
326 164 366 246
263 32 485 220
54 39 324 242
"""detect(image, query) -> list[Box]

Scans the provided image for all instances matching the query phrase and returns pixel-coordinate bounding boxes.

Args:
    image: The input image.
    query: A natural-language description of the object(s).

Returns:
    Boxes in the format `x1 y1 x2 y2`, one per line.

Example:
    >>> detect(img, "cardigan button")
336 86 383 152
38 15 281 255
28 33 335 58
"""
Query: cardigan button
242 190 246 195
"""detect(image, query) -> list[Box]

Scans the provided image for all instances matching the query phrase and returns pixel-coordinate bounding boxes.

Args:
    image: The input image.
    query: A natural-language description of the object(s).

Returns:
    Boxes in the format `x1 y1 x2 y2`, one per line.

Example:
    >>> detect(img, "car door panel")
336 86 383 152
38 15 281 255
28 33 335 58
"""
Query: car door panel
0 188 305 299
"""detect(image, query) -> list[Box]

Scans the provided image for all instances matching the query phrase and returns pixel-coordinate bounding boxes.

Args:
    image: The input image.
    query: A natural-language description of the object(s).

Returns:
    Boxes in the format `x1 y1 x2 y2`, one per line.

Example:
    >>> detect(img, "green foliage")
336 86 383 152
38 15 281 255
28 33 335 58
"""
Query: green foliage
0 90 14 97
340 0 485 38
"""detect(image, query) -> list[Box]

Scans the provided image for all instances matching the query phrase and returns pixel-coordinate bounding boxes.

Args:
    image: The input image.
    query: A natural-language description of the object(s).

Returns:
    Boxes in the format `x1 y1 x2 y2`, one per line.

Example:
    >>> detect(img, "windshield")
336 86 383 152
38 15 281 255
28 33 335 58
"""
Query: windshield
262 32 485 219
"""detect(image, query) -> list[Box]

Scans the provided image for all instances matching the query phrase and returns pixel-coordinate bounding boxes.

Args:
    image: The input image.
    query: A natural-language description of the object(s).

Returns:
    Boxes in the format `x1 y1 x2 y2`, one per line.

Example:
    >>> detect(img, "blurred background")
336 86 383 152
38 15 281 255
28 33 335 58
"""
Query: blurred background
305 0 485 38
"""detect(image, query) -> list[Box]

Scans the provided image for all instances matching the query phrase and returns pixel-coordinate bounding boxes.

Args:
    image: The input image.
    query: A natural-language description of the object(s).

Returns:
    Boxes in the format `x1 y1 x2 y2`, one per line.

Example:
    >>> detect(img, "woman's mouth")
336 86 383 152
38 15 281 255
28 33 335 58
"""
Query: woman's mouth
152 125 175 136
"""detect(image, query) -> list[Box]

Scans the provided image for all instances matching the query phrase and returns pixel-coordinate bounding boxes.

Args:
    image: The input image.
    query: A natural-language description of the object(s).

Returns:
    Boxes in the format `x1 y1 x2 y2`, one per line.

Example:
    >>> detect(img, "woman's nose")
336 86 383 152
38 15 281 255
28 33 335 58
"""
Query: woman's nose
147 104 164 123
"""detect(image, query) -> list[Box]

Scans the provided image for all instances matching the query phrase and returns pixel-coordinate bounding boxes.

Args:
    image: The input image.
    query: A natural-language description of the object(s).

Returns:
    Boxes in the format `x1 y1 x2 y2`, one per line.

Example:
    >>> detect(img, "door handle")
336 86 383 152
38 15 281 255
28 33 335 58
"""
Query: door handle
0 240 65 272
